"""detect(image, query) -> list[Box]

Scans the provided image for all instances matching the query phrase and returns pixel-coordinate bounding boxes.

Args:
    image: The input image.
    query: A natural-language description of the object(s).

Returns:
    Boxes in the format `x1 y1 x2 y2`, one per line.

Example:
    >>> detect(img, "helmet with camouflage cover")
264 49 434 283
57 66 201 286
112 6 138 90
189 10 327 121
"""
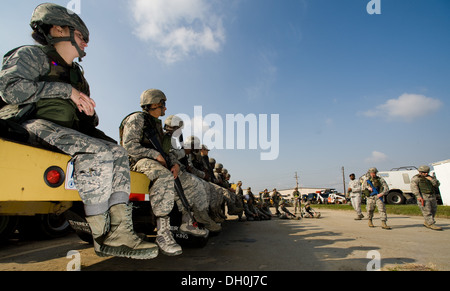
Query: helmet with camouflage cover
184 135 201 150
164 115 184 130
30 3 89 60
215 163 223 171
368 167 379 174
140 89 167 108
418 165 431 173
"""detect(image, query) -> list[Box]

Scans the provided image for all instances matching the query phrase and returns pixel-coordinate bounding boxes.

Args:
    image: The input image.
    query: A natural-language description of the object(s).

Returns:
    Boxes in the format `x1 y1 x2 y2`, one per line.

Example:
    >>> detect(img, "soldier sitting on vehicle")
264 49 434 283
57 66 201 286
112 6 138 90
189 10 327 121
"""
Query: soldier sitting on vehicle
120 89 209 256
0 3 157 260
162 121 222 233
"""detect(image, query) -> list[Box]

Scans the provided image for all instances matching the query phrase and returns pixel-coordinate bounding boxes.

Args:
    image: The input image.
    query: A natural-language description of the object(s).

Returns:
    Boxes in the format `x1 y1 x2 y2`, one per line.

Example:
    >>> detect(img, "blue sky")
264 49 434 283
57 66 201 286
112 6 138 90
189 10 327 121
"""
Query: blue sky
1 0 449 192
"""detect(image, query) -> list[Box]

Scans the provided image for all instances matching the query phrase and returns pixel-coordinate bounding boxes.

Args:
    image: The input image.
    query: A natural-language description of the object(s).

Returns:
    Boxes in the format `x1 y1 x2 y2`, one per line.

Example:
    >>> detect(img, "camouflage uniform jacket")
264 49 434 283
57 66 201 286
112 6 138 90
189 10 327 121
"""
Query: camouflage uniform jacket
362 175 389 197
0 45 100 133
121 111 179 168
0 46 72 106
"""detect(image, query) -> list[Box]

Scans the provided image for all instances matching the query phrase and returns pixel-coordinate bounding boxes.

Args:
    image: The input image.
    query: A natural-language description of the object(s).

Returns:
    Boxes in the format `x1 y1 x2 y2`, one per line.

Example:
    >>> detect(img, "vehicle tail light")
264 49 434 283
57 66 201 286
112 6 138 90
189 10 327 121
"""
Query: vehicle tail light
44 166 65 188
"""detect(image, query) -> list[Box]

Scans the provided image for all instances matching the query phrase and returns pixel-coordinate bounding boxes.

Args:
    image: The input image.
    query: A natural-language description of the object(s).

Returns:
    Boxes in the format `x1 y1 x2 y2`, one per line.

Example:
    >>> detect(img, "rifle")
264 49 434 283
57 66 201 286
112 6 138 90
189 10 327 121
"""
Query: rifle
367 179 384 203
201 155 217 184
142 119 196 224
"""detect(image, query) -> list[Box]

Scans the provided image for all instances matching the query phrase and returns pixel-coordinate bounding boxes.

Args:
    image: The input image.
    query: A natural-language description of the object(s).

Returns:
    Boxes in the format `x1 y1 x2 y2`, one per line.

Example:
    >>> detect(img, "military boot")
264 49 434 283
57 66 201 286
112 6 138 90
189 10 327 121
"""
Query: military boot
156 216 182 256
425 223 443 231
368 219 375 228
381 221 392 230
101 204 159 260
180 210 209 238
86 211 110 257
355 214 364 220
194 209 222 233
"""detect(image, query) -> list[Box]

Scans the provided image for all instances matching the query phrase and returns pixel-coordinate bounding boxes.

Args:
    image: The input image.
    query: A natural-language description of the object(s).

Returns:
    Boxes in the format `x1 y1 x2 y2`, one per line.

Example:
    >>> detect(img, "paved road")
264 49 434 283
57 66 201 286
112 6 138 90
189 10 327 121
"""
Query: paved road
1 208 449 271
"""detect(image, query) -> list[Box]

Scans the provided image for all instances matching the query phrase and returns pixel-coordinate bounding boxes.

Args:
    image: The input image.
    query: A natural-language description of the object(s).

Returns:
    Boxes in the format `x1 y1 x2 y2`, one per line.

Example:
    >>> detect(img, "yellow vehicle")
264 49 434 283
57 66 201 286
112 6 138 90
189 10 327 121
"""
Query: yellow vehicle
0 137 150 242
0 136 209 247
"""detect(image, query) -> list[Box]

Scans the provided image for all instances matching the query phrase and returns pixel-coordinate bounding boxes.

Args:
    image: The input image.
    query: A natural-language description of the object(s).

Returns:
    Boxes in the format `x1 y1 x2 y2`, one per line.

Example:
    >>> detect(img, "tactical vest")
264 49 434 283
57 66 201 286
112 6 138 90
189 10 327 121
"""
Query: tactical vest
369 177 382 191
35 46 90 129
417 176 435 195
364 176 383 196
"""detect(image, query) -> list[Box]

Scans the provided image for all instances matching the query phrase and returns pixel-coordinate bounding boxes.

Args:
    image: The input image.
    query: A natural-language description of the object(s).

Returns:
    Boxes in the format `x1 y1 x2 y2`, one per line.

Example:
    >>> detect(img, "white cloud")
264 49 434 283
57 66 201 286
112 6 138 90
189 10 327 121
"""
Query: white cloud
363 93 443 122
129 0 226 64
365 151 388 164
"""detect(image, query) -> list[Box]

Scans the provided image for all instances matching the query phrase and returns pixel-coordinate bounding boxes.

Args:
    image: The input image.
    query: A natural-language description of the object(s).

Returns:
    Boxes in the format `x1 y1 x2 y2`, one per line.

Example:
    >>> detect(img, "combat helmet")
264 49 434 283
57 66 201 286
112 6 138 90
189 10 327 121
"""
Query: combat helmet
368 167 379 174
30 3 89 60
418 165 431 173
164 115 184 130
141 89 167 108
215 163 223 171
184 136 201 150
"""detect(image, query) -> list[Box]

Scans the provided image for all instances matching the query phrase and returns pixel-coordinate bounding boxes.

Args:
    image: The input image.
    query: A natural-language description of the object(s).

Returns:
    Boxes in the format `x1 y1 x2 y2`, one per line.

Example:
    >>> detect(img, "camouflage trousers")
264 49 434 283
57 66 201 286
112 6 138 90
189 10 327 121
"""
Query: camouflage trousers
417 194 438 225
203 182 226 220
22 119 130 216
179 171 209 212
133 159 209 217
366 196 387 221
133 158 177 217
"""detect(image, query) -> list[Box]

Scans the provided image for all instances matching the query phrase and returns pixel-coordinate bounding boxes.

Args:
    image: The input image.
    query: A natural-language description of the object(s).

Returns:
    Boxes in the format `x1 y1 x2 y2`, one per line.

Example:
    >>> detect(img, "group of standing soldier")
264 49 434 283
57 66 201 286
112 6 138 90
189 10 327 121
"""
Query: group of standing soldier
348 167 443 231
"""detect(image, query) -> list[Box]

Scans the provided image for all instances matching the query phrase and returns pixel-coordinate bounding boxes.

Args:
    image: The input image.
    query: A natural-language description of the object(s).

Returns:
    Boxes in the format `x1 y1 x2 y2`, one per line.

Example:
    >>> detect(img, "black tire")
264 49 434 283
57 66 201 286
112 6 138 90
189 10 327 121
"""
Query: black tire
0 216 19 243
18 214 72 240
386 191 406 205
64 203 93 244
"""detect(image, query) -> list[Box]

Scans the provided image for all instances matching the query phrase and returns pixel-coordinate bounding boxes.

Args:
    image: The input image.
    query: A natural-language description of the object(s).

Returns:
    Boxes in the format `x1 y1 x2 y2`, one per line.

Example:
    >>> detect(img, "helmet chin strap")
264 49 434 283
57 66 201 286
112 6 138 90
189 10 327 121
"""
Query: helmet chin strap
44 27 86 62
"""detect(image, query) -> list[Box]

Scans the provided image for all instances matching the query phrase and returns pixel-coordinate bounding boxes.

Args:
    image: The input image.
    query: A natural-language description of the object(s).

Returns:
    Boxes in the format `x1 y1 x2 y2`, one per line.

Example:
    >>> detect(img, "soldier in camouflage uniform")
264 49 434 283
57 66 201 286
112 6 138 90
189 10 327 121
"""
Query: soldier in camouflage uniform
0 3 158 260
271 189 282 216
198 144 229 223
362 168 391 230
211 161 243 217
163 122 221 232
411 166 442 231
235 181 245 221
120 89 209 256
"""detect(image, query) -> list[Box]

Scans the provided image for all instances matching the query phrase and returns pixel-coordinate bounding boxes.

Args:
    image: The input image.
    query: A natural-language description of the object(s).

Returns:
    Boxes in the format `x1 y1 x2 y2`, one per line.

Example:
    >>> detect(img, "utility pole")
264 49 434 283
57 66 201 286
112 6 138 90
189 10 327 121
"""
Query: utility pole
295 172 299 189
342 167 346 195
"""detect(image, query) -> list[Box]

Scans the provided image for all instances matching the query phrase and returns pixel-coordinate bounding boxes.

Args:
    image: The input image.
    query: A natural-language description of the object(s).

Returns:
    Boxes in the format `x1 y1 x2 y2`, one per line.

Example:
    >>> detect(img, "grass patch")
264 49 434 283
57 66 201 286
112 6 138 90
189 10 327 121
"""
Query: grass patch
309 204 450 219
